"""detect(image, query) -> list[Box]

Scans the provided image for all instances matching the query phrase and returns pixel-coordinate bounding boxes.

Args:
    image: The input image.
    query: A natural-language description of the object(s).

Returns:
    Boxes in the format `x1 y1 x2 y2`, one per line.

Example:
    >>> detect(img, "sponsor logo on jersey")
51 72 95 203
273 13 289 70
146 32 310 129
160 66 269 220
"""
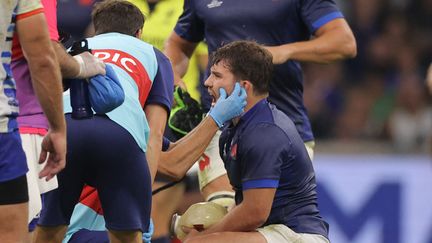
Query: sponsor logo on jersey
93 49 152 106
230 143 237 159
207 0 223 8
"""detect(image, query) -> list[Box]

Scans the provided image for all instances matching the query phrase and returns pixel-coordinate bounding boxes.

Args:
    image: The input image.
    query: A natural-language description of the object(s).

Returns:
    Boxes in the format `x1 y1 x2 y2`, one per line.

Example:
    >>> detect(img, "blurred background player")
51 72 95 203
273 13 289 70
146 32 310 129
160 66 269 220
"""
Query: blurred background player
182 40 329 243
0 1 67 242
57 0 99 39
130 0 208 101
164 0 356 218
34 1 173 242
11 0 105 241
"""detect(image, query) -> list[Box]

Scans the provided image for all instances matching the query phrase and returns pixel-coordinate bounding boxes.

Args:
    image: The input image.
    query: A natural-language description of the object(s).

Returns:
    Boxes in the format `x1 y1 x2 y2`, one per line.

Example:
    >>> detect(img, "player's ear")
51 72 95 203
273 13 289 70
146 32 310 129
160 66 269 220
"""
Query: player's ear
135 28 143 38
240 80 252 92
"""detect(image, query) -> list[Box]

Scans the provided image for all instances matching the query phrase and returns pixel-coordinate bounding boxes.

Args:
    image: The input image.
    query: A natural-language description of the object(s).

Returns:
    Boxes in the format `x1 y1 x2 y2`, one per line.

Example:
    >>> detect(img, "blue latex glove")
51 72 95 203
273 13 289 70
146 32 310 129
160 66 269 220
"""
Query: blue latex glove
88 64 125 113
143 218 154 243
209 83 247 128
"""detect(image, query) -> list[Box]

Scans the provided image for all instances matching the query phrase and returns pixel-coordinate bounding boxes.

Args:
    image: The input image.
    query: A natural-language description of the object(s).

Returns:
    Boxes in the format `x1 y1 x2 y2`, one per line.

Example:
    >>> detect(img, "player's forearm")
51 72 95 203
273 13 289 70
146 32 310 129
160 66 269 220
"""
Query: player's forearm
51 40 81 78
282 32 356 63
145 104 168 183
165 47 190 82
158 116 219 180
147 135 163 184
266 19 356 64
18 14 65 132
164 32 197 80
27 51 65 132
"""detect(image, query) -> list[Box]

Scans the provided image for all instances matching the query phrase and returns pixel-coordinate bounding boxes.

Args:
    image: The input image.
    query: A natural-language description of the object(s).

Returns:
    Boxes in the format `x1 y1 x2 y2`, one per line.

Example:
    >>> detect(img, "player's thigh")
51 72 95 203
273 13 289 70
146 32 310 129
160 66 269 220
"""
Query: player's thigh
68 229 109 243
0 201 28 242
92 122 152 232
185 231 266 243
0 132 28 238
0 131 27 185
37 132 87 227
300 233 330 243
21 133 58 222
0 175 28 242
21 133 57 194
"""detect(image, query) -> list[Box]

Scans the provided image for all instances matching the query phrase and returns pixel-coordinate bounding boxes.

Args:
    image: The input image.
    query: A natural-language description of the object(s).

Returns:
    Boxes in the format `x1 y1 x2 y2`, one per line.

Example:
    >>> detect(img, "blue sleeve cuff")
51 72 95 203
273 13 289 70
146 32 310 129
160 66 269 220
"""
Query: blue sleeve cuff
162 137 171 152
312 11 344 32
242 179 279 190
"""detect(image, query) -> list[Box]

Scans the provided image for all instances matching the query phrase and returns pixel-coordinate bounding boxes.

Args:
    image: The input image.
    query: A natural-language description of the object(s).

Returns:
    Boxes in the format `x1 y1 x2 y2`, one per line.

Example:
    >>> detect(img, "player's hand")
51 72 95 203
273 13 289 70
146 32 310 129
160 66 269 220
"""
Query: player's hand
174 73 188 91
38 129 67 181
74 51 106 78
182 226 201 242
427 63 432 95
209 83 247 128
263 45 291 64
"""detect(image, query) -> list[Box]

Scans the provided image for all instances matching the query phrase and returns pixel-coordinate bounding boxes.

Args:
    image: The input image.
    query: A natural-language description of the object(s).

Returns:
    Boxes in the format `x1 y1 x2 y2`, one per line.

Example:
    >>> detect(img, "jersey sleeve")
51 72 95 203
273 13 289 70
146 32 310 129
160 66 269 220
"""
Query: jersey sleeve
12 0 46 61
16 0 43 17
300 0 344 34
239 123 291 190
173 0 205 43
41 0 59 41
145 47 174 113
162 136 171 152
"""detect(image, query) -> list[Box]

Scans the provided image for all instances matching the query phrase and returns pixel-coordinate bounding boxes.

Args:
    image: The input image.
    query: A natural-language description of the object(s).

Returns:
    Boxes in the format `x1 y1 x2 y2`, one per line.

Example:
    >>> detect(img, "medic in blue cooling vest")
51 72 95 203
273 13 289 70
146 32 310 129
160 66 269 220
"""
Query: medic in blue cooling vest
35 1 173 242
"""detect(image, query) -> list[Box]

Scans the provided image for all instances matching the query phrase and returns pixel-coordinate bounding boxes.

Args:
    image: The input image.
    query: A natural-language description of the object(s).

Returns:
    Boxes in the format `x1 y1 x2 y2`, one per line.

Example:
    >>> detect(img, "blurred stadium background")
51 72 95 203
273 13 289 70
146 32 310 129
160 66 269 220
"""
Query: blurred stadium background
305 1 431 242
57 0 432 242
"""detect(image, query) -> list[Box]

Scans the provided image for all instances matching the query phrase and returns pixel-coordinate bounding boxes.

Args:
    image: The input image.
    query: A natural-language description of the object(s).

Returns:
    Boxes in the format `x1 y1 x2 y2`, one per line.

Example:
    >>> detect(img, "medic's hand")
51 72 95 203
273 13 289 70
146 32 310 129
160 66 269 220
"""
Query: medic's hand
209 83 247 128
74 52 106 78
142 218 154 243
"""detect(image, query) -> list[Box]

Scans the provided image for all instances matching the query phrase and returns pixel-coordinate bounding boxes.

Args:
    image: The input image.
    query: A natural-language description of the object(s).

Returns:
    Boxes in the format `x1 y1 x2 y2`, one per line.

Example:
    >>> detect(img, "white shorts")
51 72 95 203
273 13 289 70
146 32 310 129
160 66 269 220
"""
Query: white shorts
21 133 58 222
304 140 315 161
257 224 329 243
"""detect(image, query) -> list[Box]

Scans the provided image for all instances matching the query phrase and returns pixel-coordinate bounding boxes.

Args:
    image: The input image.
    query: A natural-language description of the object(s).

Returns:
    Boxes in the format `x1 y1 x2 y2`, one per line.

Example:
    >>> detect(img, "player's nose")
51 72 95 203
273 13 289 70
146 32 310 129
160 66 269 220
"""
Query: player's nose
204 76 212 88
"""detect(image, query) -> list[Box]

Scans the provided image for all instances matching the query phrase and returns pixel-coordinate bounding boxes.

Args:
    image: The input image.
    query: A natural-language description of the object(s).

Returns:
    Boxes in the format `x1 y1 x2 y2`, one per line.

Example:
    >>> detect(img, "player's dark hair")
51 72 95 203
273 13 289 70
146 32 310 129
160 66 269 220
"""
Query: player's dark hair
211 41 273 95
92 0 144 36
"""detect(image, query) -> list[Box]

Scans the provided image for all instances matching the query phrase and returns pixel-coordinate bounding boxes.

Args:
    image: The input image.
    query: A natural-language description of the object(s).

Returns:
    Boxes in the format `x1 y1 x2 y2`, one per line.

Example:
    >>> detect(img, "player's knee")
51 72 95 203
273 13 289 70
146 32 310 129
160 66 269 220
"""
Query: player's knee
205 191 235 211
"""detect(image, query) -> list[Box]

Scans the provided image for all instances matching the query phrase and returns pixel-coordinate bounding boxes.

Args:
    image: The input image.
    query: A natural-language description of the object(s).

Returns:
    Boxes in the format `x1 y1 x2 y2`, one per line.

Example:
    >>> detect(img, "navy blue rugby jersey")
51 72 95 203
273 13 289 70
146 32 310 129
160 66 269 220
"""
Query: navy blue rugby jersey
175 0 344 142
219 99 328 238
